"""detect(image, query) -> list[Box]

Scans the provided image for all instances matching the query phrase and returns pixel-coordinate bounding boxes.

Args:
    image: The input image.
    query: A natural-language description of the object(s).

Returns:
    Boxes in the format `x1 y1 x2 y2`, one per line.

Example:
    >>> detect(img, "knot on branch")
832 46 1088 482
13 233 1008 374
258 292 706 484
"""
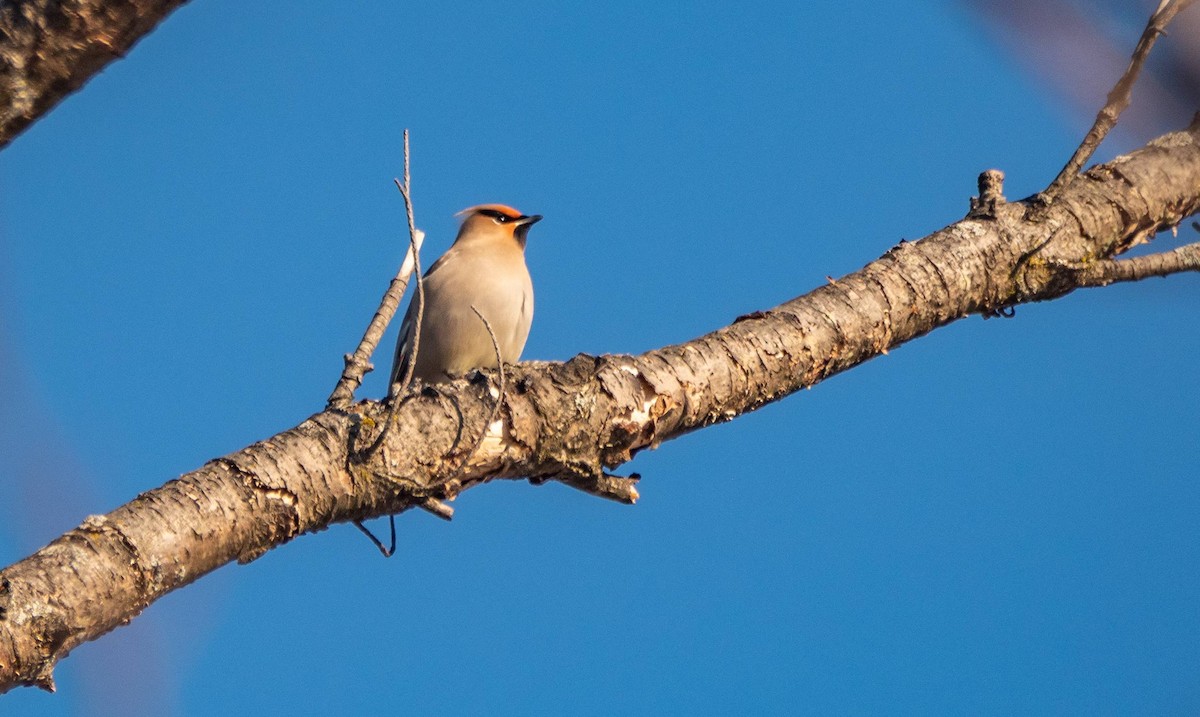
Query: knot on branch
340 353 374 379
968 169 1006 219
326 354 375 410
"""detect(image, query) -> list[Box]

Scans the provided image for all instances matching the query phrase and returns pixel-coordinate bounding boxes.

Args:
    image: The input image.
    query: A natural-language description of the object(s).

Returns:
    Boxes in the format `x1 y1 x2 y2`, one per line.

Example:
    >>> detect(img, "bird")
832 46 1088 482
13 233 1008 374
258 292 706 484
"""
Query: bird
388 204 541 394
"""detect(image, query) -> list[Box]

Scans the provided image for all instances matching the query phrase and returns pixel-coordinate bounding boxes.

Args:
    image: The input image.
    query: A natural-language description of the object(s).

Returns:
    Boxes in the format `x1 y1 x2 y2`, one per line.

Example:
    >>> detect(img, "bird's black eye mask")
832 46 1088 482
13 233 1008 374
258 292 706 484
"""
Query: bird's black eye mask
477 208 535 224
478 208 515 223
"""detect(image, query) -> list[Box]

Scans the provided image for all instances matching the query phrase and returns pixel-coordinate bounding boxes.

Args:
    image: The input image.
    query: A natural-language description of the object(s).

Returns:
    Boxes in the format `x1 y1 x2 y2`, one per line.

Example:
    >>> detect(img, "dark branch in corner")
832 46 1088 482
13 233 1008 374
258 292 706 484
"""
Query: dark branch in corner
0 0 192 150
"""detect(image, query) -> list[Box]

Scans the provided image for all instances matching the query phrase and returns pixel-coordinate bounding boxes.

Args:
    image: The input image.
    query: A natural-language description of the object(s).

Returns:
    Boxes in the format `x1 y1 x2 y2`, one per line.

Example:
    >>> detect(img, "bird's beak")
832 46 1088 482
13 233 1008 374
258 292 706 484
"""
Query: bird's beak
512 214 541 248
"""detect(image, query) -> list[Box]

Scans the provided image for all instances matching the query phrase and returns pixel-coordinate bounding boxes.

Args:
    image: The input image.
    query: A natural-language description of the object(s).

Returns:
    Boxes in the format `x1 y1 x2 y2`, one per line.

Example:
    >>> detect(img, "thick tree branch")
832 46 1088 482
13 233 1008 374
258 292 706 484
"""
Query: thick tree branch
2 119 1199 694
0 0 190 150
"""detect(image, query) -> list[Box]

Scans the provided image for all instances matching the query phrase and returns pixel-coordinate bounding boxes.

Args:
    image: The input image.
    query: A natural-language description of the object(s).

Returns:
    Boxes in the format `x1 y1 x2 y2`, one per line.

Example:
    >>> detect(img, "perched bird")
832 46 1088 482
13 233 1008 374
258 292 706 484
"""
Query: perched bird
388 204 541 393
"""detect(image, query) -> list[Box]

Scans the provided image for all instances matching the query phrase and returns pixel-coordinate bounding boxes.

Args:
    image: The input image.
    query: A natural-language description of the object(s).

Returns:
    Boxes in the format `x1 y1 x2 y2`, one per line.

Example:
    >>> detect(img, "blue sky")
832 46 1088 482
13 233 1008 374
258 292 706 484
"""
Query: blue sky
2 1 1198 714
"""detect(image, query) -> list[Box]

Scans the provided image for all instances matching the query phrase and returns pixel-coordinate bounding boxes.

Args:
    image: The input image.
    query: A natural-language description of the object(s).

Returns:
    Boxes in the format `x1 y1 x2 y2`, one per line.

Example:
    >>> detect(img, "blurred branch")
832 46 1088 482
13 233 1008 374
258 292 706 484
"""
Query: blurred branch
0 0 191 150
1038 0 1199 207
3 115 1199 694
963 0 1199 142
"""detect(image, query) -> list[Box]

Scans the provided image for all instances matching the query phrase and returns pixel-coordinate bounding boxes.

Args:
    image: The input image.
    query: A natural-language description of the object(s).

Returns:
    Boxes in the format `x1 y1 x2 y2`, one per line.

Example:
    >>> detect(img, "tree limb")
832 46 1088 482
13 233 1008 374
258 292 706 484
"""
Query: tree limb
2 117 1199 694
1062 240 1200 287
0 0 191 150
1037 0 1199 206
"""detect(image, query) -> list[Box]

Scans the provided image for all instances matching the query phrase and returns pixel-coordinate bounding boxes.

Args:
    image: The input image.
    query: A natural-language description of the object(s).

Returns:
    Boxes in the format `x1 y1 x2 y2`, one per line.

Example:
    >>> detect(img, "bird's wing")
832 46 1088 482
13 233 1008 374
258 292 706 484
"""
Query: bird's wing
387 303 416 394
387 250 455 395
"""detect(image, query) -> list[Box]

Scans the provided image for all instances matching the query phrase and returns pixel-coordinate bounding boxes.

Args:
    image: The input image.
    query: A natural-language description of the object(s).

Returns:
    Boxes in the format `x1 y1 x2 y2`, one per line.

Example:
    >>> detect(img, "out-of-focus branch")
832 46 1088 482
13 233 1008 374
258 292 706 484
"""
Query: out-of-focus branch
1038 0 1198 206
0 0 191 150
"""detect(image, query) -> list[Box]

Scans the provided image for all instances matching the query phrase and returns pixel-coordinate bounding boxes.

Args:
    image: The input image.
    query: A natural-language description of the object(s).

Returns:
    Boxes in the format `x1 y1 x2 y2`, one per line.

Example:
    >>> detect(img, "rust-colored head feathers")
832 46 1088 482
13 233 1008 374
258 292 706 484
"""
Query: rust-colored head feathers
453 203 543 249
389 202 540 392
457 204 524 220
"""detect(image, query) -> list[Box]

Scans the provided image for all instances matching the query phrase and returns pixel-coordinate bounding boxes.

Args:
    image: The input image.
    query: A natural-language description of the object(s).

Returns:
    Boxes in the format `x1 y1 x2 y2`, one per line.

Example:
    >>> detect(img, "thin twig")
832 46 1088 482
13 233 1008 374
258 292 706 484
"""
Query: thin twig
1068 241 1200 288
390 174 425 399
1038 0 1198 208
352 129 430 553
437 306 508 486
470 304 507 452
365 305 496 541
366 177 426 455
353 515 396 558
368 131 426 451
325 129 426 410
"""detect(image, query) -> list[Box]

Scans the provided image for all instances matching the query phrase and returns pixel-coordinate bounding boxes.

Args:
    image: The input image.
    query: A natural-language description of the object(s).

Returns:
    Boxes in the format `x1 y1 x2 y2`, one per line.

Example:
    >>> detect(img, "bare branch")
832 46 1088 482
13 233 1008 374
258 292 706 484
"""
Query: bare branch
2 117 1198 694
345 130 426 553
352 514 397 557
457 308 640 504
1038 0 1199 206
3 1 1199 694
388 131 426 399
1068 241 1200 288
326 130 425 410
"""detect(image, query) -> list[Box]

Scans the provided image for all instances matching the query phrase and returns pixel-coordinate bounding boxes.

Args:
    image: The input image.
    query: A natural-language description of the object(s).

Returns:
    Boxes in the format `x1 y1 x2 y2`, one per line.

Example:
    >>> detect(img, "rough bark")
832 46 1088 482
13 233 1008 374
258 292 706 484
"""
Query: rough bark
1 118 1198 694
0 0 189 149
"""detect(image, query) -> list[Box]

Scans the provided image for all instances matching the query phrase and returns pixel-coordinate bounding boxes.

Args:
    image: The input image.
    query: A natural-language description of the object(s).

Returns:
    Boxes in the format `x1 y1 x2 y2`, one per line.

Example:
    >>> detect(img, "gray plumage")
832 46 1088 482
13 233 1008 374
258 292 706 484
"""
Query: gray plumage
389 204 540 393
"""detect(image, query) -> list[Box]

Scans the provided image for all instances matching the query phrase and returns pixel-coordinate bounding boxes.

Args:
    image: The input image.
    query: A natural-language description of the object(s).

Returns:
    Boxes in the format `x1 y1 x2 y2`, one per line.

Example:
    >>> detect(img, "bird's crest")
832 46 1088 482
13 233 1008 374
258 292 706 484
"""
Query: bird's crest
457 204 524 219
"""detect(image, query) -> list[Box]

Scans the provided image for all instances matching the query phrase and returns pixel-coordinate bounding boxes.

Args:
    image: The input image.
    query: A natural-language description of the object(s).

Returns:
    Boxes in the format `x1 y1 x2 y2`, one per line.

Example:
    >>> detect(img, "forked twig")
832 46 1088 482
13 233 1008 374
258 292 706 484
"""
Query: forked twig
438 306 508 485
353 514 396 558
366 134 427 453
1038 0 1198 208
352 129 436 555
389 128 427 400
356 306 502 556
389 202 424 394
326 130 426 410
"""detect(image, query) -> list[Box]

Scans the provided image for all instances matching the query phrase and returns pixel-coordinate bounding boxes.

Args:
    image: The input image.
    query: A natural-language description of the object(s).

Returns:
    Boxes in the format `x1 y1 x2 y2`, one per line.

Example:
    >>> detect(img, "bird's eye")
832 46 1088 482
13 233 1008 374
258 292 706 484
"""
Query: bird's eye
496 214 510 223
